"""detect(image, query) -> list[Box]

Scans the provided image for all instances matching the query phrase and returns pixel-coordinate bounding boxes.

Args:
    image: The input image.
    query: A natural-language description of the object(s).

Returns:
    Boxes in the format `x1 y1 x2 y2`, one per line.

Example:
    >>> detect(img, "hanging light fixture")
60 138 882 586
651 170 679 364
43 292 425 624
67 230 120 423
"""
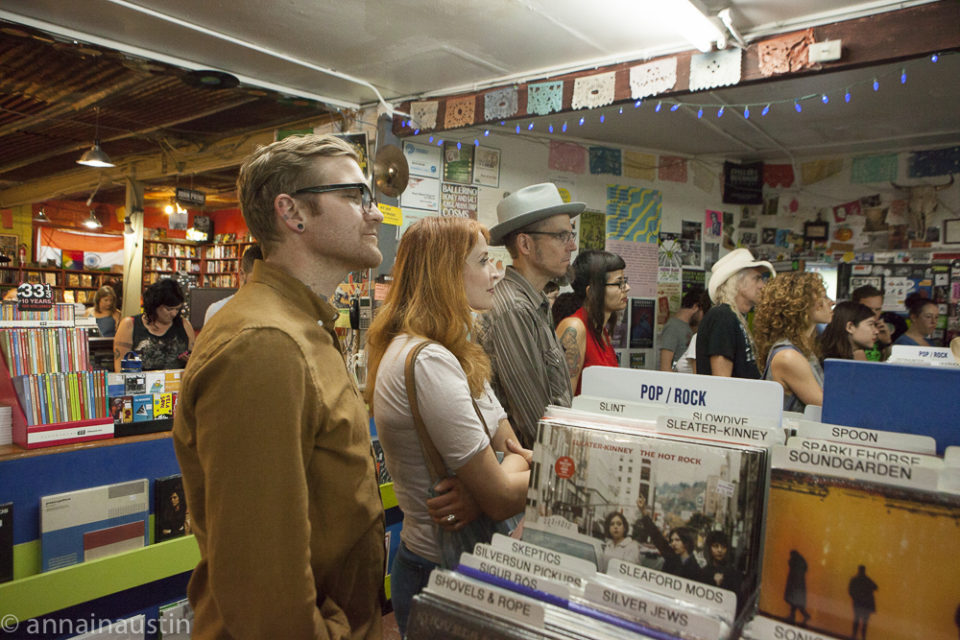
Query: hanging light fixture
83 209 102 229
33 208 50 223
76 107 115 168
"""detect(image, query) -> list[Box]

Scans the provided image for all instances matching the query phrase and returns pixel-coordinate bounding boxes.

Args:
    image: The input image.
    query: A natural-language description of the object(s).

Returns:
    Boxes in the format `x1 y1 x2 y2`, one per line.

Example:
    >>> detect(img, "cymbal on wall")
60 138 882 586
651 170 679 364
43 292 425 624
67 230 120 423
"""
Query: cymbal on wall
372 144 409 198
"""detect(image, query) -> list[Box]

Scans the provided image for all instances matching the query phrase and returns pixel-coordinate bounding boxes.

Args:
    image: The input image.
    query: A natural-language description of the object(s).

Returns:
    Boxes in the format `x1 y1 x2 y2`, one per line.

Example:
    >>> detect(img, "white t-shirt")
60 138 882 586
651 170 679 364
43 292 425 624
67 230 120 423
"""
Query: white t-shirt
602 536 642 572
203 294 234 326
373 334 506 563
675 332 698 374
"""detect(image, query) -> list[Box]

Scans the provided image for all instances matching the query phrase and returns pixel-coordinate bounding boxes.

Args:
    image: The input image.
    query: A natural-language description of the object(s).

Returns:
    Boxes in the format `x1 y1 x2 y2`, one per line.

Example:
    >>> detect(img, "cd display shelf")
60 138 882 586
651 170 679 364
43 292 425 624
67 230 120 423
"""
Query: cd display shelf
0 432 399 624
142 239 256 290
0 265 122 305
0 307 113 449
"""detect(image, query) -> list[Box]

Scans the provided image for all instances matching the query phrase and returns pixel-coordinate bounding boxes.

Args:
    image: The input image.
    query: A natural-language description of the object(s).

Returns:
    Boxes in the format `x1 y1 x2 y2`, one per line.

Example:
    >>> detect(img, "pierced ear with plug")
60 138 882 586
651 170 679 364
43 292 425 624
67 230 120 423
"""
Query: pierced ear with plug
297 223 304 232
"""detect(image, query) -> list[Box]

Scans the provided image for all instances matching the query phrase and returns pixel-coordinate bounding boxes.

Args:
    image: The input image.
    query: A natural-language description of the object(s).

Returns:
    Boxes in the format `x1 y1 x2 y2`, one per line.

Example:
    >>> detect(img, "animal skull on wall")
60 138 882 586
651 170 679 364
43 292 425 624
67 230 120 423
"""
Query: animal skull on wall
890 175 955 238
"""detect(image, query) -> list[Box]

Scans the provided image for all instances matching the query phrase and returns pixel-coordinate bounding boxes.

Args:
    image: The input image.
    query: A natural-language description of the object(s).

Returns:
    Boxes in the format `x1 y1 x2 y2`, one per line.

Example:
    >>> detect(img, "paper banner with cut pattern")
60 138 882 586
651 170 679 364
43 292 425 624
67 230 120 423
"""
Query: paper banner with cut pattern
851 153 899 184
410 101 439 131
659 156 688 183
630 58 677 99
484 88 518 121
689 49 742 91
527 81 564 116
548 141 587 174
624 151 657 181
572 71 616 110
589 146 622 176
444 96 475 129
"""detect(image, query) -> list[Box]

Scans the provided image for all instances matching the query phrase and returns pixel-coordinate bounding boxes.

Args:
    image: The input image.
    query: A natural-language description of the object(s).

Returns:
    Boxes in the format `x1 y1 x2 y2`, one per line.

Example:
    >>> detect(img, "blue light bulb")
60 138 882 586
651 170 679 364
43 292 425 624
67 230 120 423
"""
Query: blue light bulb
528 122 534 130
635 100 642 108
619 107 623 114
515 125 520 134
600 115 605 123
873 78 879 91
483 130 490 137
821 94 829 104
844 91 851 103
795 101 802 113
548 124 554 133
697 107 703 119
900 69 907 84
761 104 770 116
744 106 750 119
578 117 585 126
717 106 724 118
428 135 434 143
562 122 568 132
655 102 663 113
456 141 461 150
931 53 939 63
670 103 680 112
437 139 443 146
474 139 479 146
413 129 420 135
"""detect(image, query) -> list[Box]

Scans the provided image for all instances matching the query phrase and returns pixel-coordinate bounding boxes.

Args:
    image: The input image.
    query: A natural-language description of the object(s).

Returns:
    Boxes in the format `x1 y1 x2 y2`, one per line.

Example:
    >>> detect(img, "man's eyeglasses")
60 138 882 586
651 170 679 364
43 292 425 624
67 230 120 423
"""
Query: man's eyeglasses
523 230 576 244
606 278 629 290
293 182 378 211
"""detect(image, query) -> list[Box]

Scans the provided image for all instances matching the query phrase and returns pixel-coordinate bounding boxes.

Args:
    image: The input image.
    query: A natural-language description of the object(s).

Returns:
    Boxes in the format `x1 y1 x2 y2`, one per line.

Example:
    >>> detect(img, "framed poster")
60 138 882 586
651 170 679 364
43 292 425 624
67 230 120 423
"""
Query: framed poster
944 218 960 244
0 234 18 261
442 142 474 184
402 141 441 178
473 146 501 187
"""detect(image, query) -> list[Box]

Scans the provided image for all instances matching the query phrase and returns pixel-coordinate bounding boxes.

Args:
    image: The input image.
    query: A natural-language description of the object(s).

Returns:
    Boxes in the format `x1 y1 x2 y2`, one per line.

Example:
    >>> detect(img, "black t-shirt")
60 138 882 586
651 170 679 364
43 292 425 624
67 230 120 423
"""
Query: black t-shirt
695 304 760 379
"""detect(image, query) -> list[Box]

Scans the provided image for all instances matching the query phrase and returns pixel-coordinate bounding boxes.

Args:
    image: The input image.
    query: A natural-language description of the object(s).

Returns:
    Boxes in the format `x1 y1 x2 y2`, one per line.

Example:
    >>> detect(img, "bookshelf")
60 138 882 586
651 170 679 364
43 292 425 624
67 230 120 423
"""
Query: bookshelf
143 240 255 290
0 266 122 305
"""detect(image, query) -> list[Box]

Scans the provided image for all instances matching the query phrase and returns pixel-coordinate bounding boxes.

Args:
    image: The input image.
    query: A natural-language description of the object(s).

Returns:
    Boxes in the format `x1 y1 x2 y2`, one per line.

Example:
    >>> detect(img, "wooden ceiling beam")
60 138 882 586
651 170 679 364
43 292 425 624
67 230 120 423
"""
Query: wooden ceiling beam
0 114 338 207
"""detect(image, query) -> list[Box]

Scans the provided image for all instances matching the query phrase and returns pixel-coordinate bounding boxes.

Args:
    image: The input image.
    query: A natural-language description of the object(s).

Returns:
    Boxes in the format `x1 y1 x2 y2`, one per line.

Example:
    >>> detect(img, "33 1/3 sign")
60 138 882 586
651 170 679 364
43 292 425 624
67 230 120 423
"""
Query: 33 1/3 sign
17 282 54 311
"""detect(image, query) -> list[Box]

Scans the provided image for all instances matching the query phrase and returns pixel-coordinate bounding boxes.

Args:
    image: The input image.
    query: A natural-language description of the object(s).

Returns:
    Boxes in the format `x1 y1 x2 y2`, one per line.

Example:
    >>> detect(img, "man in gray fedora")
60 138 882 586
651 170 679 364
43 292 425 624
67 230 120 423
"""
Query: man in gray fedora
479 183 584 448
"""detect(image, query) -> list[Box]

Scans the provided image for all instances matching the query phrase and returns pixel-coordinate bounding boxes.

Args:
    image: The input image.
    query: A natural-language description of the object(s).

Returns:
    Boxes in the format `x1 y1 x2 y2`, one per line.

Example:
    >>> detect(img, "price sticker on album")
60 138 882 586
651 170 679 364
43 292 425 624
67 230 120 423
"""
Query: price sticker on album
17 281 54 311
554 456 575 479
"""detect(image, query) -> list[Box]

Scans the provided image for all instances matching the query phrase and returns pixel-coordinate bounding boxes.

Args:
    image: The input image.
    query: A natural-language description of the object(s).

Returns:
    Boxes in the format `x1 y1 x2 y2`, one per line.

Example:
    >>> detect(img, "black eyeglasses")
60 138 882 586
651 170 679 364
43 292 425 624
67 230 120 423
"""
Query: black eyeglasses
293 182 377 211
605 278 629 290
523 230 576 244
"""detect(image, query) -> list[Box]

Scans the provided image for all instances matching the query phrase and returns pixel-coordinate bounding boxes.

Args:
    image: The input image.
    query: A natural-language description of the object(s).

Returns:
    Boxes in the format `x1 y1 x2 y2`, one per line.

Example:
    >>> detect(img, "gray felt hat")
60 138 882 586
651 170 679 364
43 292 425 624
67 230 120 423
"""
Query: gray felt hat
489 183 584 246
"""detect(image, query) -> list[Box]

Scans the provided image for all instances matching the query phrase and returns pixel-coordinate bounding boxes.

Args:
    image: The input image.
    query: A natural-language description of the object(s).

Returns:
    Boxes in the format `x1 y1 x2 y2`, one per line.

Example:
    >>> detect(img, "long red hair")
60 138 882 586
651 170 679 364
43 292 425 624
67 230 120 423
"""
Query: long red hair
365 216 492 403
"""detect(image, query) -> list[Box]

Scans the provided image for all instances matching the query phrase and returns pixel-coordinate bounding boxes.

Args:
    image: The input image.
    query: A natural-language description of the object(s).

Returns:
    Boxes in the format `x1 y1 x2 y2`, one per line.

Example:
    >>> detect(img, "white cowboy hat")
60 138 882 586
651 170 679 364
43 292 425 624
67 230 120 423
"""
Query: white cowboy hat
708 248 775 303
489 183 584 246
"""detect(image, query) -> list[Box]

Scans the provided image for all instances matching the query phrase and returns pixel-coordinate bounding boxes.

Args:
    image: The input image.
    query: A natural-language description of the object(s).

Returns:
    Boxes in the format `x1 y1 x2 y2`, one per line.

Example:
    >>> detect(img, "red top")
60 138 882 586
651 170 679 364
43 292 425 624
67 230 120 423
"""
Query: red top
572 306 619 395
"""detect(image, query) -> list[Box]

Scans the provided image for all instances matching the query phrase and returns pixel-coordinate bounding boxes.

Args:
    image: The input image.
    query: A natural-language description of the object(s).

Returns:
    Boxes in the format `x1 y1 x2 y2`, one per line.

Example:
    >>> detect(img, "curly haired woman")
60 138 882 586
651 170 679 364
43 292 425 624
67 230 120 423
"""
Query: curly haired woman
753 272 833 412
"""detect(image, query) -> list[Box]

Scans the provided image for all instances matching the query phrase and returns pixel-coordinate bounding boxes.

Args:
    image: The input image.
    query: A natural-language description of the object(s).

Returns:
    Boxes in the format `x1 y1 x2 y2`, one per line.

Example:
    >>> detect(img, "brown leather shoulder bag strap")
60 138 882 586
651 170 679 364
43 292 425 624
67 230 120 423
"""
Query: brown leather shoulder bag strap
404 340 448 484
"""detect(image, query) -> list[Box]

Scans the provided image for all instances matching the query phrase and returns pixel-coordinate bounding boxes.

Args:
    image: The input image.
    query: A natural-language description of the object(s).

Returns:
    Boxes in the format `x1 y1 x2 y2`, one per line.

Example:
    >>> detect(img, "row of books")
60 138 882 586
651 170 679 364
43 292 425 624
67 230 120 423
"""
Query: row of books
11 370 108 426
145 257 201 273
0 301 75 323
145 242 200 258
205 274 239 287
204 259 238 273
0 327 91 376
203 245 239 259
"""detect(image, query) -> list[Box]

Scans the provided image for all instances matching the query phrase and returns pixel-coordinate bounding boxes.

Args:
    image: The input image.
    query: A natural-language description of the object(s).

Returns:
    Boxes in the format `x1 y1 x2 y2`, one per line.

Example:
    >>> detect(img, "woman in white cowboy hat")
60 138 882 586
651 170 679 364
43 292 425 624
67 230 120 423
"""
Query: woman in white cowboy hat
695 248 775 378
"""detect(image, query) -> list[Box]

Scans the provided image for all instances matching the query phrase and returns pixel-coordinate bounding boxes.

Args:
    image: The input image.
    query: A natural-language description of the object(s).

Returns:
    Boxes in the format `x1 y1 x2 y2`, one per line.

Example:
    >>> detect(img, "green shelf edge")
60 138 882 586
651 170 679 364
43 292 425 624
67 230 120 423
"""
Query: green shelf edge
1 483 397 621
0 535 200 621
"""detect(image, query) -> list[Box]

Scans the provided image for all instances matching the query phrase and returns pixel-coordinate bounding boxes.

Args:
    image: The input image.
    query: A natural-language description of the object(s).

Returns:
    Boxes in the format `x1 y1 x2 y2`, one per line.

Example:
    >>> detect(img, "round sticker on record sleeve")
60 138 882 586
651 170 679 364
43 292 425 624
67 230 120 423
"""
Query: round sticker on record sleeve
554 456 575 479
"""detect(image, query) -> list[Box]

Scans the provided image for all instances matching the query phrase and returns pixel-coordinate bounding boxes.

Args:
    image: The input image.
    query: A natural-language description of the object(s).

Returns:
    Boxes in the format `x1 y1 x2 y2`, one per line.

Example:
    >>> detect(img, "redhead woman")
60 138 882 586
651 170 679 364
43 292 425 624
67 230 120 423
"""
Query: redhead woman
819 301 878 362
753 272 833 411
365 216 531 635
555 250 629 395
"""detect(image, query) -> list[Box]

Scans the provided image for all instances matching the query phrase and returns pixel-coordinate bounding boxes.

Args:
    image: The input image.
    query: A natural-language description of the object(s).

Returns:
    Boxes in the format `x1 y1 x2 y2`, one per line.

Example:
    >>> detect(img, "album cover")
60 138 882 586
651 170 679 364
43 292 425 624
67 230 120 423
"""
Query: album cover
132 394 153 422
524 417 767 611
0 502 11 583
758 468 960 639
154 475 189 543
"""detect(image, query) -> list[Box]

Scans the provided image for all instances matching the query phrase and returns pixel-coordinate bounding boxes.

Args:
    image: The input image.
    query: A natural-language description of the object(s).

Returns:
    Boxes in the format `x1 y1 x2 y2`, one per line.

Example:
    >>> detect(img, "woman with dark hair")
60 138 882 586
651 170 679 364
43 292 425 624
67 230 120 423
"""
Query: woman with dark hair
700 530 741 595
894 293 939 346
113 278 195 371
601 511 641 571
753 272 833 412
555 250 629 395
819 301 878 362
